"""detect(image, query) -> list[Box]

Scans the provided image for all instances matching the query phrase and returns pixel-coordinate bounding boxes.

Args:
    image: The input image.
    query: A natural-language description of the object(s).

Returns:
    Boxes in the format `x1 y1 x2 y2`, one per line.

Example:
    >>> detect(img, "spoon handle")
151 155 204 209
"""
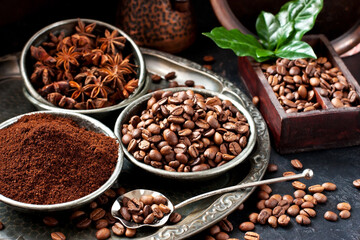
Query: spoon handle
174 169 313 210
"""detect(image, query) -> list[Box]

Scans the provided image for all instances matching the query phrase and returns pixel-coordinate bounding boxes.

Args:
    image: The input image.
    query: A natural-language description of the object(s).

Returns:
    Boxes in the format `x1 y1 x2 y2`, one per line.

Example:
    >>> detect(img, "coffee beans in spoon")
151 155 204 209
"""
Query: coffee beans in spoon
121 89 250 172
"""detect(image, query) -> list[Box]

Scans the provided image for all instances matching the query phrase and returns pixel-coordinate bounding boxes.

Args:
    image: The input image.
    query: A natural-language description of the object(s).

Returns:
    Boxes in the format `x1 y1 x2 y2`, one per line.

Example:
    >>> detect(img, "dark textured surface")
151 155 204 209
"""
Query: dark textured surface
0 0 359 239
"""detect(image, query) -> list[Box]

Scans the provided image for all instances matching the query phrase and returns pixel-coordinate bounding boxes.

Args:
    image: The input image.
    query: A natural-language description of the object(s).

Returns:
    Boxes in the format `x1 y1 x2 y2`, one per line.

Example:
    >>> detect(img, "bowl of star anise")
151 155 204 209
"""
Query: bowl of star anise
20 18 148 115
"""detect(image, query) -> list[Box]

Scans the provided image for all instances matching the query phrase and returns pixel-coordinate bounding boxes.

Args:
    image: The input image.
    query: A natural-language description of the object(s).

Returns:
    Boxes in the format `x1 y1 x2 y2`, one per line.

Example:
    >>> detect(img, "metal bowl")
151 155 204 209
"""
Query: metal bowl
0 110 123 212
114 87 257 180
20 18 148 117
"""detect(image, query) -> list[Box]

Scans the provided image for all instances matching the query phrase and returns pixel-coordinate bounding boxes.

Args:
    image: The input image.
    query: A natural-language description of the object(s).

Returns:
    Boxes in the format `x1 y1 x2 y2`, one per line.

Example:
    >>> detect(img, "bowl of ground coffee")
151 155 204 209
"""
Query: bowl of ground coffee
114 87 256 180
0 111 123 212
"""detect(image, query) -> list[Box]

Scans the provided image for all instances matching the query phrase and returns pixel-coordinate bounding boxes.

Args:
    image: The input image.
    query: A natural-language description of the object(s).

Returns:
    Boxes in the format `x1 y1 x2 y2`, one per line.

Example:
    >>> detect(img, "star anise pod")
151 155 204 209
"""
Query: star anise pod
83 77 113 99
82 49 110 66
56 46 81 71
30 46 56 65
98 29 126 55
69 81 87 102
85 98 110 109
75 19 96 38
74 67 98 84
124 78 139 94
71 33 93 52
38 80 70 97
47 92 76 109
56 69 74 81
30 61 55 85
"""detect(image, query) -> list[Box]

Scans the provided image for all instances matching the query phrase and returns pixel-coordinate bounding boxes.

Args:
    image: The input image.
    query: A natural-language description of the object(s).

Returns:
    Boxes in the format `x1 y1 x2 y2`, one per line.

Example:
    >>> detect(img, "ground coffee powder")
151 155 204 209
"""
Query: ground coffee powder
0 113 118 205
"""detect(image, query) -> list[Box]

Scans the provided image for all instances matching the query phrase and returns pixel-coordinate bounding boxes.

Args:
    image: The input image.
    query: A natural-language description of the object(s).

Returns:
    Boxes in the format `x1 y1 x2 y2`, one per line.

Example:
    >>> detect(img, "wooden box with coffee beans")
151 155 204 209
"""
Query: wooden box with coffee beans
238 34 360 153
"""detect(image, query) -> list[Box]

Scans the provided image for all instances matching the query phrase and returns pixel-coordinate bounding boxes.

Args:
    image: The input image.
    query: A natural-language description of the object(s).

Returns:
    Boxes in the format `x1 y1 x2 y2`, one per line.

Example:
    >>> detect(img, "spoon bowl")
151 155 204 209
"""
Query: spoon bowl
111 189 174 229
111 169 313 229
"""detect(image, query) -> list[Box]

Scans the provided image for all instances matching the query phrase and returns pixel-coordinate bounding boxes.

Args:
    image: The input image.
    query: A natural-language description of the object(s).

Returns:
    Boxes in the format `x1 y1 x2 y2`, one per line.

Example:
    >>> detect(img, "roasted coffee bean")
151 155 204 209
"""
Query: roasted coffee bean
290 159 303 169
76 218 92 229
296 214 311 225
301 201 315 209
244 231 260 240
112 222 125 236
95 219 109 230
89 201 98 209
292 181 306 190
313 193 327 204
287 205 300 216
215 231 229 240
265 198 278 209
277 214 290 226
125 228 137 237
151 74 162 83
294 190 306 198
283 195 294 204
165 71 176 80
0 221 3 230
96 228 111 240
256 200 266 210
169 212 182 223
70 210 86 221
90 208 106 221
209 224 221 235
257 208 271 224
105 212 117 225
267 163 278 173
300 208 316 218
259 184 272 194
324 211 338 221
249 213 258 224
104 189 117 198
272 206 285 218
219 218 233 232
308 184 325 193
283 171 296 177
43 216 58 227
270 194 282 202
140 195 154 205
339 210 351 219
119 207 131 221
353 179 360 188
257 190 270 200
51 232 66 240
337 202 351 211
322 182 337 191
239 222 255 232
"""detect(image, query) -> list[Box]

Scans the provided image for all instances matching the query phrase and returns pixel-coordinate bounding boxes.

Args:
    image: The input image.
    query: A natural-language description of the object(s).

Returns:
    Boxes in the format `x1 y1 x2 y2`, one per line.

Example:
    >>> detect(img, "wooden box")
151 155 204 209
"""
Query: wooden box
238 34 360 154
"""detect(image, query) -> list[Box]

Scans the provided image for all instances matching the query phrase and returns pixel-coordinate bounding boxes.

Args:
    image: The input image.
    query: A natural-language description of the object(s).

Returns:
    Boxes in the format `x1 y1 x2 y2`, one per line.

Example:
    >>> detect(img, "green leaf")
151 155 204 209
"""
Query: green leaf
203 27 265 61
256 11 280 50
276 0 323 41
275 40 317 59
256 48 275 58
276 21 294 49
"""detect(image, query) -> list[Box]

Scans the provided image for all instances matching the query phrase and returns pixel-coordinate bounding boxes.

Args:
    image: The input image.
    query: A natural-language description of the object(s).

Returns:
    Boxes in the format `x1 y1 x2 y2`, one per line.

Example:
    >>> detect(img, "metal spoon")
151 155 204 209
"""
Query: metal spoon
111 169 313 229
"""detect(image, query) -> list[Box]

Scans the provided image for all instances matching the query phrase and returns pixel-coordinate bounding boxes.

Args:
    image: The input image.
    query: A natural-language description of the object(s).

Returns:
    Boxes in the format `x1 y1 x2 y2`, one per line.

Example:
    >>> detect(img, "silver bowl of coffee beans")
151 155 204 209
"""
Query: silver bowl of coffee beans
0 111 123 212
20 18 148 117
114 88 256 180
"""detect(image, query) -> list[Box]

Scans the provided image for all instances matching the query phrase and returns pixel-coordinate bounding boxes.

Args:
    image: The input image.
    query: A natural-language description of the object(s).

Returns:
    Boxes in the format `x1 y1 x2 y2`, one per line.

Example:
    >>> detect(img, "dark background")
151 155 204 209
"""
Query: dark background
0 0 359 239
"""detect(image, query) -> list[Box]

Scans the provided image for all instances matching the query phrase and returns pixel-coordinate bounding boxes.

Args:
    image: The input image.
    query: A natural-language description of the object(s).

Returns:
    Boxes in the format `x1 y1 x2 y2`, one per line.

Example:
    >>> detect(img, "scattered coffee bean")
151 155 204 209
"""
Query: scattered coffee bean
185 80 195 87
0 221 3 230
125 228 137 237
249 213 258 224
112 222 125 236
215 231 229 240
203 55 215 63
43 216 59 227
90 208 106 221
300 208 316 218
259 184 272 194
219 218 233 232
50 232 66 240
151 74 162 83
257 190 270 200
267 163 278 172
96 228 111 240
257 208 271 224
337 202 351 211
256 200 266 210
244 231 260 240
239 222 255 232
283 171 296 177
292 181 306 190
76 218 92 229
353 179 360 188
264 198 278 209
295 214 311 225
301 201 315 209
339 210 351 219
203 64 212 70
252 96 260 107
290 159 303 170
324 211 338 221
287 205 300 216
169 212 182 223
238 203 245 211
268 216 278 228
308 184 324 193
293 190 306 198
313 193 327 204
69 210 86 221
293 198 305 206
322 182 337 191
164 71 176 80
95 219 108 230
282 195 293 203
209 224 221 235
270 194 282 202
277 214 290 226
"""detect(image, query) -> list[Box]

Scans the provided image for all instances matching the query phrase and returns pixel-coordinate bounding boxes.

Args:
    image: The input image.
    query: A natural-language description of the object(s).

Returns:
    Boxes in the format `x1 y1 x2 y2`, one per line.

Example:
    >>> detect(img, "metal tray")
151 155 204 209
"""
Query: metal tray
0 48 270 240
